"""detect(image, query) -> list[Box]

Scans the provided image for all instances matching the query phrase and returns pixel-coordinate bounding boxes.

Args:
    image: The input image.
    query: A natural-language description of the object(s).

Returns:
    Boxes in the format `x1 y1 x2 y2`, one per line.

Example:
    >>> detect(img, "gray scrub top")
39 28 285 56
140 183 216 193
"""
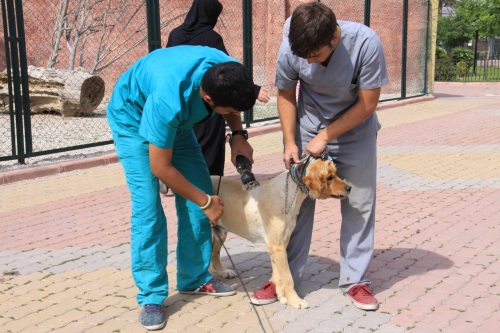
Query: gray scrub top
276 20 389 143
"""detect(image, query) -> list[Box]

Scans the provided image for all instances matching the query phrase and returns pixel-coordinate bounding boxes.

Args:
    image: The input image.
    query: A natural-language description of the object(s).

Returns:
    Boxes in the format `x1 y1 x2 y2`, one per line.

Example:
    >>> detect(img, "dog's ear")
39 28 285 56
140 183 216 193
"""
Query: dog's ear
303 161 326 199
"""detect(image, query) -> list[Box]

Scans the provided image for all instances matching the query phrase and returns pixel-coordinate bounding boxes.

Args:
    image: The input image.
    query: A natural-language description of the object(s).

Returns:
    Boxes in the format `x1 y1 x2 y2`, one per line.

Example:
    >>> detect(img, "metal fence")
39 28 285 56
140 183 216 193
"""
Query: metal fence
435 56 500 82
1 0 430 165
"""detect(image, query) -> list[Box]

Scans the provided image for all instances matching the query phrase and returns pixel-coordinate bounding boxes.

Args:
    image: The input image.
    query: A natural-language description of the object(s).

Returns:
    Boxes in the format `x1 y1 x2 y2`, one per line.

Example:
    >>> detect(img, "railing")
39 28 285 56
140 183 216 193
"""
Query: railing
435 57 500 82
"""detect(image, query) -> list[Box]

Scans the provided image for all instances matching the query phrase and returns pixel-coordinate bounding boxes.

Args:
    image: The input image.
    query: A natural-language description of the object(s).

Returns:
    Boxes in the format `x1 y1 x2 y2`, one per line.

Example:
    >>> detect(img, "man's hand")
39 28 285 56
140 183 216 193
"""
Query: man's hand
222 113 254 166
202 195 224 226
230 134 254 166
283 143 300 169
304 130 329 157
257 87 270 103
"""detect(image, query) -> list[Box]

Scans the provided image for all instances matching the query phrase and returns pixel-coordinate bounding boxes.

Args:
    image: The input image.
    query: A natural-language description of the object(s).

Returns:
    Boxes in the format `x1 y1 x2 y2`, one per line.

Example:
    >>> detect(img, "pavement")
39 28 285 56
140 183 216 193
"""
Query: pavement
0 82 499 333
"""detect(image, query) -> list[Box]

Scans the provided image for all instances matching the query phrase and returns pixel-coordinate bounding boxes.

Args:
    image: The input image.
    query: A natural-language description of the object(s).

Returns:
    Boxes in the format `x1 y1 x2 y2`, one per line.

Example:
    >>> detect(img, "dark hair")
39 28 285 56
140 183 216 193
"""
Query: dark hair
289 2 337 58
201 62 256 111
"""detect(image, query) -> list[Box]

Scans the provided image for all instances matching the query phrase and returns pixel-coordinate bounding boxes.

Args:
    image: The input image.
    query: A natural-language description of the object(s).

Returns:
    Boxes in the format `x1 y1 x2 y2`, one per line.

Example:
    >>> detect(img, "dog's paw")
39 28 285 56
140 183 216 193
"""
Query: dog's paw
290 299 309 309
220 268 236 279
285 295 309 309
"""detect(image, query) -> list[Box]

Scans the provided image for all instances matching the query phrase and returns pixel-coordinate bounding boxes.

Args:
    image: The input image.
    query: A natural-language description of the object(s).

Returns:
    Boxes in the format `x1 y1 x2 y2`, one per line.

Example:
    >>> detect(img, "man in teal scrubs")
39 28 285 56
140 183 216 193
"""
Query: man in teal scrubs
107 45 257 330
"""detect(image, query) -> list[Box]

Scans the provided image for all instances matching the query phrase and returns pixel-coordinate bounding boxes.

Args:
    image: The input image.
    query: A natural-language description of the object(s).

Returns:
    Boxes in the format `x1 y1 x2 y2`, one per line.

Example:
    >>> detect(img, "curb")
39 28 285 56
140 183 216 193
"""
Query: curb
0 94 433 185
376 94 435 111
0 153 118 185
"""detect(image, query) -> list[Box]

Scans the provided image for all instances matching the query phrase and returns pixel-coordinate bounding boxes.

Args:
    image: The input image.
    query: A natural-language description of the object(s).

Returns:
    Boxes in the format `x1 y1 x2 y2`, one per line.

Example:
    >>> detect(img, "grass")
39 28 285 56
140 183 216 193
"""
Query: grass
457 66 500 82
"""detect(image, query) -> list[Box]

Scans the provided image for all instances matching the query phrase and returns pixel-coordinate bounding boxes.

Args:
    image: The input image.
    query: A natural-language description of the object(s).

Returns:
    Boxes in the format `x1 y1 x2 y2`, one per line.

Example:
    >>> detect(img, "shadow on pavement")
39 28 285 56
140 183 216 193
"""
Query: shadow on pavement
224 247 455 297
433 93 464 98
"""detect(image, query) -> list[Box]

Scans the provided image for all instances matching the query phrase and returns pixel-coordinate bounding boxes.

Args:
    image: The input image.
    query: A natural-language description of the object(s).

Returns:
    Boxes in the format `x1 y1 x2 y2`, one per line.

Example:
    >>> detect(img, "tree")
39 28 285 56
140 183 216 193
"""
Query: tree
47 0 188 74
437 14 470 49
437 0 500 53
454 0 500 57
451 0 500 79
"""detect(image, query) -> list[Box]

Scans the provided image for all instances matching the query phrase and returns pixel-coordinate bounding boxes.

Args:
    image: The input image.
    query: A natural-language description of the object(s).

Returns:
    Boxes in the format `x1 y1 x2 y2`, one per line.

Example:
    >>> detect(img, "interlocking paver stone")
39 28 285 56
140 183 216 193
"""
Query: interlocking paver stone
1 83 499 332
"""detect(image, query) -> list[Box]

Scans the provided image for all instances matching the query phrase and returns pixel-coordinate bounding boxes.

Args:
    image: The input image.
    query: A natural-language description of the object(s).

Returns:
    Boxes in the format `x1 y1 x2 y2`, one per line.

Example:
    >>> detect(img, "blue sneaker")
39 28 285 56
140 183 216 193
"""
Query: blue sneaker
139 304 165 330
180 277 236 296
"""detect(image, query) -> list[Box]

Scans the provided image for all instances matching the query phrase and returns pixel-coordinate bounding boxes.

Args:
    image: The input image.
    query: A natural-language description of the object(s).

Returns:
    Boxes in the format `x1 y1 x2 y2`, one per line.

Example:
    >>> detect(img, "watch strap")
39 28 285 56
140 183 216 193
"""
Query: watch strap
231 130 248 139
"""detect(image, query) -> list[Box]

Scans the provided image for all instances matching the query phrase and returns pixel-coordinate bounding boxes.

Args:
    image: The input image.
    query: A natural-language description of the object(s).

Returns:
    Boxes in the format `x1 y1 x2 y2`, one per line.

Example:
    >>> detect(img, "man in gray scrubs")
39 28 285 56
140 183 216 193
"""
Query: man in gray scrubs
250 2 388 310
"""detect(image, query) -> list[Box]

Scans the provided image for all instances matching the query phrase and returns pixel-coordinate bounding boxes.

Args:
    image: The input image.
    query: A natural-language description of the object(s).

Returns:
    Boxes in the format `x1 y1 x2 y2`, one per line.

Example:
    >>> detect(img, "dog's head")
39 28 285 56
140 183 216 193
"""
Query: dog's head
302 159 351 200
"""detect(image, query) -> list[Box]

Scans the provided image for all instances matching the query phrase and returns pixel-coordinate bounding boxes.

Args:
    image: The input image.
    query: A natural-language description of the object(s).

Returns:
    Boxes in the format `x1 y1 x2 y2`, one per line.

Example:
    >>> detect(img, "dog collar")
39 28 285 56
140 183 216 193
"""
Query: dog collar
289 156 313 193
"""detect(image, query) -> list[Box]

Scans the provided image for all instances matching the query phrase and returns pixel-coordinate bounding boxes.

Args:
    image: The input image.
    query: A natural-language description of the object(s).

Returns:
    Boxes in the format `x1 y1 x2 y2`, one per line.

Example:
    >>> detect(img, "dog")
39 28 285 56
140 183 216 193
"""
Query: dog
210 156 351 309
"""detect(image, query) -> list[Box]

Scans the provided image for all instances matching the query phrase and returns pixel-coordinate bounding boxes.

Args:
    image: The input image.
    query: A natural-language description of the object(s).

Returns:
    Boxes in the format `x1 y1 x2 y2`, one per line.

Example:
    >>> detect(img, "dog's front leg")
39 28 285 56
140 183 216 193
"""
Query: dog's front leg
210 229 236 278
268 239 309 309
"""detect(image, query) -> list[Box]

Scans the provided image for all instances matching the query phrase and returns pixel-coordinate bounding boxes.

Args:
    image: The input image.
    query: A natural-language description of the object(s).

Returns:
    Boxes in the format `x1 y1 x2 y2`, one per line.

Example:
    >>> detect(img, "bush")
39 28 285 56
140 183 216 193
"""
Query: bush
452 47 474 74
451 48 474 61
436 46 449 59
456 60 468 77
435 58 458 81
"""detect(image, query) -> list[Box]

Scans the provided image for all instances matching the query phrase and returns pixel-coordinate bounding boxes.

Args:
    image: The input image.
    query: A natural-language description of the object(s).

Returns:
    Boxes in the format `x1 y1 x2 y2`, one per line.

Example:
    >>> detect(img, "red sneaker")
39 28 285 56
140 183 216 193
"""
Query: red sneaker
345 284 379 310
249 281 278 305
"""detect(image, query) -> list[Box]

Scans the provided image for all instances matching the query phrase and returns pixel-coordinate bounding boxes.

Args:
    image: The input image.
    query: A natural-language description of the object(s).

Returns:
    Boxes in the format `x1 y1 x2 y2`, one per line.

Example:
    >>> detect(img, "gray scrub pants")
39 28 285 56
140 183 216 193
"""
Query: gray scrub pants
287 132 377 293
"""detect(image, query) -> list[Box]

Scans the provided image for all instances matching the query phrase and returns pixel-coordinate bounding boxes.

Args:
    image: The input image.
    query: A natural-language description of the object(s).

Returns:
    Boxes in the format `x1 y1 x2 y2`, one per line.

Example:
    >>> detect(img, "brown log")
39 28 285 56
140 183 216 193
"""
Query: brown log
0 66 105 117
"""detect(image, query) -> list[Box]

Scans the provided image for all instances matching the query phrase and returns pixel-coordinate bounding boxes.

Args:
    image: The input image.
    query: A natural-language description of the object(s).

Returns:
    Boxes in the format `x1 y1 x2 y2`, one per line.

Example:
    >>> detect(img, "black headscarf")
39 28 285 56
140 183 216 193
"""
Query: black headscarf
167 0 223 47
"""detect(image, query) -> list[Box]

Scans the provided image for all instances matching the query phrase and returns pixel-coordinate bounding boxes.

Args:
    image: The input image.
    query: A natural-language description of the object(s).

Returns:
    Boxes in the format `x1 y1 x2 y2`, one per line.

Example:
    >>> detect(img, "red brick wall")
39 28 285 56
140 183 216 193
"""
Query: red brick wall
2 0 429 99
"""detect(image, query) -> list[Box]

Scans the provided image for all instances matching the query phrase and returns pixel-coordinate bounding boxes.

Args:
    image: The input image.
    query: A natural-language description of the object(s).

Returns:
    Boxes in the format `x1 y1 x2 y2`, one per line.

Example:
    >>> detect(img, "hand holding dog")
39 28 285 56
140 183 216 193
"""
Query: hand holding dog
304 131 329 158
203 195 224 226
283 143 300 169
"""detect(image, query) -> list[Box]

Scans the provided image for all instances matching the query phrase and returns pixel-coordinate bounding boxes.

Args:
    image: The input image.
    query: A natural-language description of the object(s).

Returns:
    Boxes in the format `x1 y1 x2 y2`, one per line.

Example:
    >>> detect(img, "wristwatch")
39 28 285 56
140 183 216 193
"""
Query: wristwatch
232 130 248 140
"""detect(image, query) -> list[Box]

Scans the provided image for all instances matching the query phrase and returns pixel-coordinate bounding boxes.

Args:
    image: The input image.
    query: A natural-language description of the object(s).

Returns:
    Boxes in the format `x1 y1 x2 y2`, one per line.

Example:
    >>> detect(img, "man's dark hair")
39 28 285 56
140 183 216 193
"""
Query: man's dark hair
201 62 256 111
289 2 338 58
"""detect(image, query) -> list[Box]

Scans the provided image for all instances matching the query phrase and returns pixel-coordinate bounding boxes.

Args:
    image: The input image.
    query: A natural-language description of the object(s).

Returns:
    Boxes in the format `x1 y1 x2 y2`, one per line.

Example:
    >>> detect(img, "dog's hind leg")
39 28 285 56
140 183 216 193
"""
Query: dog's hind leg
210 227 236 278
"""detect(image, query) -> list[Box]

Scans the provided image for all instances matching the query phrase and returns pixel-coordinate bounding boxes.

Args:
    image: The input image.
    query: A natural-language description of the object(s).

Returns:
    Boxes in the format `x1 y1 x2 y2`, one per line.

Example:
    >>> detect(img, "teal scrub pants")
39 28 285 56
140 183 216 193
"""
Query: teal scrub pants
109 120 213 306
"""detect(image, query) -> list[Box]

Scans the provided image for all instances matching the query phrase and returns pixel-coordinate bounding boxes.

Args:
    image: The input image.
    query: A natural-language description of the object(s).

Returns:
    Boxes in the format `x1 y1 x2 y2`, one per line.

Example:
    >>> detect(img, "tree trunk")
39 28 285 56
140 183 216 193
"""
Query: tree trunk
0 66 105 117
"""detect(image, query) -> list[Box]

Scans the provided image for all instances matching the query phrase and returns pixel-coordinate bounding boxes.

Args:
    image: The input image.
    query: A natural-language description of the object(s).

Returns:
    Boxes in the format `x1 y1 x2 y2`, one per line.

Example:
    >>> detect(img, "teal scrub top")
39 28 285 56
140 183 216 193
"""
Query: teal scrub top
107 45 237 149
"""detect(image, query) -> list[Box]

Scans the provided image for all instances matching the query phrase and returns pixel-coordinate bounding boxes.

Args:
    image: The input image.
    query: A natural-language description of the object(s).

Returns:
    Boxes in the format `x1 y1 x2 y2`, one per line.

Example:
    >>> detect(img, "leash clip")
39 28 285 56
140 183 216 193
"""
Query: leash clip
319 147 330 160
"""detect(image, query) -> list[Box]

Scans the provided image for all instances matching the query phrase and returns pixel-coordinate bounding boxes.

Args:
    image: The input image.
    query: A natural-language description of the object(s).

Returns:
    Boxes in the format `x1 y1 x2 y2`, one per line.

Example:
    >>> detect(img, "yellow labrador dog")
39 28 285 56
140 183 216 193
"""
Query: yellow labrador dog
210 157 351 309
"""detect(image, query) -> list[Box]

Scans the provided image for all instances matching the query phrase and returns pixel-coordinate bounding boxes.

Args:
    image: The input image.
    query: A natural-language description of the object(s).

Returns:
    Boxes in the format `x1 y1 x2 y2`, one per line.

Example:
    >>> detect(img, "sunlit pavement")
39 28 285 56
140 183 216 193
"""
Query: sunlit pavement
1 82 499 333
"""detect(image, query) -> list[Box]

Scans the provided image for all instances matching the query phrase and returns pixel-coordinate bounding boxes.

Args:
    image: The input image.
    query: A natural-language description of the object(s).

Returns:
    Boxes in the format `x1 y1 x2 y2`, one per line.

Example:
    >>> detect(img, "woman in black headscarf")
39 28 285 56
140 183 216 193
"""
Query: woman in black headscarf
166 0 269 178
167 0 227 53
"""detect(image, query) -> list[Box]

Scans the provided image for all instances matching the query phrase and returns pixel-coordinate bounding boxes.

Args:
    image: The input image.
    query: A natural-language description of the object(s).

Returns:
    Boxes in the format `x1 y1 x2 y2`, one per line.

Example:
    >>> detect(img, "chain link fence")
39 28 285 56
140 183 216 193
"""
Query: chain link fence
1 0 430 165
1 0 186 163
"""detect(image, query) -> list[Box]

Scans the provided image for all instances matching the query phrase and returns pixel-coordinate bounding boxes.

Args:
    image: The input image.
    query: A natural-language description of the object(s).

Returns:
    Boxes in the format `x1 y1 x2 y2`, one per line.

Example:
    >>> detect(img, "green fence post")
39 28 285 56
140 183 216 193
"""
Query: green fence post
401 0 408 99
146 0 162 52
2 0 31 163
1 0 15 159
424 0 430 94
242 0 253 128
472 30 479 76
364 0 371 27
15 0 31 155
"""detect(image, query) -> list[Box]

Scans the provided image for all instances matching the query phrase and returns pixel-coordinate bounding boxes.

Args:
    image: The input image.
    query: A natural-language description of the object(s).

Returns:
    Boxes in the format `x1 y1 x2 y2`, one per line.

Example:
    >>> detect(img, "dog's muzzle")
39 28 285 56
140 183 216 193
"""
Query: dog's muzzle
331 185 351 199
